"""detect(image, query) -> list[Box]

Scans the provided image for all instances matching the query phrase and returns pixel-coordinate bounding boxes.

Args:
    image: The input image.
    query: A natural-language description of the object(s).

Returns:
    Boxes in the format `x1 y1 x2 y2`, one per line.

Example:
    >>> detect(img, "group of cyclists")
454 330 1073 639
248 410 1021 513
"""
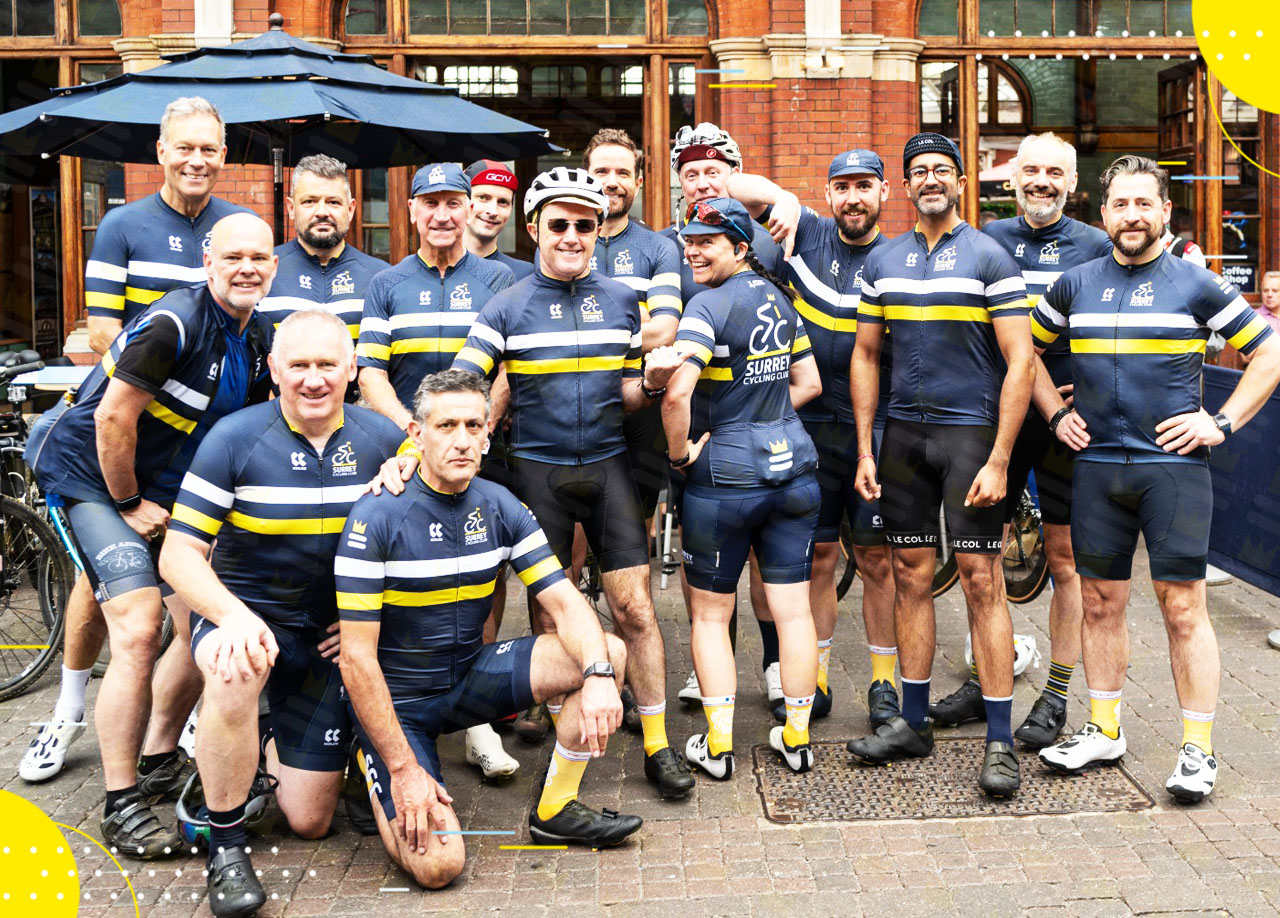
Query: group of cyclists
11 92 1280 917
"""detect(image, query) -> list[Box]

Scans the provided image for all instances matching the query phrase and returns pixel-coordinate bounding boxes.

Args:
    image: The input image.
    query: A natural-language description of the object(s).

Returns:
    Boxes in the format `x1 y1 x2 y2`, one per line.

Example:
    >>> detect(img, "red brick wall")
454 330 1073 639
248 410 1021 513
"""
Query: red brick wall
121 0 163 36
124 163 281 236
273 0 337 37
874 0 918 37
162 0 194 33
235 0 273 35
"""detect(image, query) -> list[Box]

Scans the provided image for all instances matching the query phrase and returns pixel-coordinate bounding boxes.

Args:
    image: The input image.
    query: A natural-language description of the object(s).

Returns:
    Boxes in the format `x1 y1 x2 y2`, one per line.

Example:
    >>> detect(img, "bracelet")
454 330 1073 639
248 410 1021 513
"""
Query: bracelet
1048 406 1072 434
857 453 875 461
641 381 666 399
113 493 142 513
668 452 692 469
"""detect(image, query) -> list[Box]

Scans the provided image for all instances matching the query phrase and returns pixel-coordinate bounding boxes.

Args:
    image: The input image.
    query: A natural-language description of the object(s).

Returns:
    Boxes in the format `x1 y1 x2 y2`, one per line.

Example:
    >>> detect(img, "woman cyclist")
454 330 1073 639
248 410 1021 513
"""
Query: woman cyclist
660 197 823 777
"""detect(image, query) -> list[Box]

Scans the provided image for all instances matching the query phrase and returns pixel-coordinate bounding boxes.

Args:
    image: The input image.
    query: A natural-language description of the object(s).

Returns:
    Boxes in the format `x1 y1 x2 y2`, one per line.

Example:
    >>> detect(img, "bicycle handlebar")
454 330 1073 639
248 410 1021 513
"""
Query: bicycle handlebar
0 361 46 382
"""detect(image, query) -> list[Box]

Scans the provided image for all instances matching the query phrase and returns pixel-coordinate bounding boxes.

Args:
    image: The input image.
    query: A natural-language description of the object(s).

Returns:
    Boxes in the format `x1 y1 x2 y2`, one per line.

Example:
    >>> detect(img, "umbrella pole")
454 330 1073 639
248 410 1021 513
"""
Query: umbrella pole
272 143 285 244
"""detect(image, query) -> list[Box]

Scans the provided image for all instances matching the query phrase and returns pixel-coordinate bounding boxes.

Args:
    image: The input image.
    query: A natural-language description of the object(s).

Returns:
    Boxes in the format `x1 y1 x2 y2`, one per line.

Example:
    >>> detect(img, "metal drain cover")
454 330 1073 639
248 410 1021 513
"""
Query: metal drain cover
754 739 1154 823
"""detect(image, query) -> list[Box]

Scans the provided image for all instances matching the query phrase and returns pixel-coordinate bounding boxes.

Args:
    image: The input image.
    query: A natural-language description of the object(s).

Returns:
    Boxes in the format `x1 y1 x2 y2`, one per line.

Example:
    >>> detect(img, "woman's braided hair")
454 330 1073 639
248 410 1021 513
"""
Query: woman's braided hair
743 249 797 305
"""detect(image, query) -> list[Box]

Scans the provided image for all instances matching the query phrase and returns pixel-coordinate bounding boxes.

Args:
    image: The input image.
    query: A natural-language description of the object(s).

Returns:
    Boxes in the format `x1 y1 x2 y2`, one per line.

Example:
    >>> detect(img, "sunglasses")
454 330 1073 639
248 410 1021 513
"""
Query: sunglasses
686 201 751 242
544 218 599 234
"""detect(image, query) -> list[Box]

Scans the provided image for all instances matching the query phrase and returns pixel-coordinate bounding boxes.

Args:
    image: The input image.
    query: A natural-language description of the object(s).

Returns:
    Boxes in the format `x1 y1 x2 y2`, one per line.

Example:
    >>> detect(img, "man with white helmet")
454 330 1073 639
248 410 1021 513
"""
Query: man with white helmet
451 168 697 801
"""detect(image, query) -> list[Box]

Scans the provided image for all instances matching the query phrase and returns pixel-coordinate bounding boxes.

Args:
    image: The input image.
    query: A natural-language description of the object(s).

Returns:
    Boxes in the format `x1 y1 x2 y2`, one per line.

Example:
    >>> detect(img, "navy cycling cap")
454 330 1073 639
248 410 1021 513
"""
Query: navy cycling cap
411 162 470 197
680 197 753 244
902 132 963 175
829 149 884 182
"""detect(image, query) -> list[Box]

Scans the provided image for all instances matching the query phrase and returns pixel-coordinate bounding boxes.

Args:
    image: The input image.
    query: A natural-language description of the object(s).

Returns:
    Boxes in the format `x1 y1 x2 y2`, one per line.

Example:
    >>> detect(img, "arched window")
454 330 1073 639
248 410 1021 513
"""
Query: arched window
78 0 121 37
917 0 958 38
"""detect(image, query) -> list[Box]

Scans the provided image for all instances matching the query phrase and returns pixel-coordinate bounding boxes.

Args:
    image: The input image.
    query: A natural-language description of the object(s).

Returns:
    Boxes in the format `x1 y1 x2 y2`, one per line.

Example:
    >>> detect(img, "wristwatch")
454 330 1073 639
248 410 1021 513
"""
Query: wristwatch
113 493 142 513
1212 411 1233 437
583 661 615 680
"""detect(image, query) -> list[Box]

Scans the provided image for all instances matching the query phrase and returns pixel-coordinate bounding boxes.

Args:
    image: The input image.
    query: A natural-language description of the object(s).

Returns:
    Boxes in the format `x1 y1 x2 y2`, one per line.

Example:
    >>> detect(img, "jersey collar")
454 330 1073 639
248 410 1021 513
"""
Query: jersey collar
154 190 215 224
1021 213 1067 237
415 463 472 500
1111 247 1165 271
292 237 348 267
278 399 346 441
417 250 469 276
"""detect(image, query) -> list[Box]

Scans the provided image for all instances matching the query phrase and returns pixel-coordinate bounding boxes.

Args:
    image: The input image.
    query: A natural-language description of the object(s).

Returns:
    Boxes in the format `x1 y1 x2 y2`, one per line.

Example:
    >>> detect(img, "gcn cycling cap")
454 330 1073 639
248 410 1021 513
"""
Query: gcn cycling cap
464 159 518 192
679 197 753 245
829 149 885 182
411 162 470 197
902 132 963 175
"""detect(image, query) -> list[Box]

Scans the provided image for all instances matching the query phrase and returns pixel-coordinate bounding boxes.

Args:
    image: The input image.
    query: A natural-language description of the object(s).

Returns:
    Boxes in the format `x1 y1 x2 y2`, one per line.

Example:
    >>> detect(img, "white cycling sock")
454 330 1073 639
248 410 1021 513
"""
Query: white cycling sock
53 665 93 722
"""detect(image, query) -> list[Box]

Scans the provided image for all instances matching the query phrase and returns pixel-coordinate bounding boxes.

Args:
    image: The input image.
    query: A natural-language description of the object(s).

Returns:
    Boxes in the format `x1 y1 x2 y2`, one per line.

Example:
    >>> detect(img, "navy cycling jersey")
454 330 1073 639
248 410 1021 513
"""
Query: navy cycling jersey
857 221 1030 426
453 267 644 465
1032 250 1272 464
661 219 785 303
334 473 565 702
785 209 892 422
30 285 274 505
84 193 252 325
983 214 1112 387
484 248 534 281
357 252 514 410
591 219 683 320
257 240 389 343
170 402 404 630
676 270 816 488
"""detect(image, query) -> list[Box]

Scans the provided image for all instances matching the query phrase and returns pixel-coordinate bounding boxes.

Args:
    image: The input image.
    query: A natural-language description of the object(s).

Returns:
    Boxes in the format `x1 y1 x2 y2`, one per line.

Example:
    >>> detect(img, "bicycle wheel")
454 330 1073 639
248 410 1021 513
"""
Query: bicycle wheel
1004 489 1050 604
0 496 72 701
836 521 857 600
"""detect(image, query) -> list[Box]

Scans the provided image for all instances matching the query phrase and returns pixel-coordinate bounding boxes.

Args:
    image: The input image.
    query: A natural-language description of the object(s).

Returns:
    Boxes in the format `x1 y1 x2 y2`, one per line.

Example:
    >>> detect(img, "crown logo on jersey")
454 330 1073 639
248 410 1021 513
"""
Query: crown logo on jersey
768 438 789 454
934 245 958 272
613 249 634 275
428 165 446 185
1039 241 1061 265
580 295 604 323
1130 281 1155 307
351 520 367 535
331 270 355 296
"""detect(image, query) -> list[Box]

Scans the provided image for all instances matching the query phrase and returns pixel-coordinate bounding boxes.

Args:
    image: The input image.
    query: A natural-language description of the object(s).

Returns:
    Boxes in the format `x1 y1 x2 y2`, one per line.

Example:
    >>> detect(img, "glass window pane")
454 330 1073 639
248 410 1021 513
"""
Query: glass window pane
1130 0 1166 36
79 62 122 84
978 64 990 123
1220 92 1260 294
79 0 121 36
1095 0 1127 36
667 0 708 37
920 62 961 137
572 0 606 34
491 0 527 34
1167 0 1192 34
531 0 567 34
1018 0 1052 36
452 3 487 34
363 227 390 264
362 169 389 225
918 0 958 37
979 0 1014 36
1054 0 1082 36
996 73 1022 123
0 4 12 36
609 0 645 35
348 0 389 35
1096 58 1164 125
17 1 55 35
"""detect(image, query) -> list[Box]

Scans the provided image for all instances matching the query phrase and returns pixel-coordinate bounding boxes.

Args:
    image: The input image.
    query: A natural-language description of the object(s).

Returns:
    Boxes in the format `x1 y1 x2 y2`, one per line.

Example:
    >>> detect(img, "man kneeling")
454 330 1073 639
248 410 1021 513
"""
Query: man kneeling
160 309 407 916
335 369 639 889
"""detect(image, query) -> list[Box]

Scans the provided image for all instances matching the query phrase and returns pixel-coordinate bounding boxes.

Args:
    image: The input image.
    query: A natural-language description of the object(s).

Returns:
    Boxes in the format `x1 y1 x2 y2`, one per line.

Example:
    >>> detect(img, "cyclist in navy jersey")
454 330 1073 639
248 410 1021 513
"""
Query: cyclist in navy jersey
662 197 822 779
463 159 535 280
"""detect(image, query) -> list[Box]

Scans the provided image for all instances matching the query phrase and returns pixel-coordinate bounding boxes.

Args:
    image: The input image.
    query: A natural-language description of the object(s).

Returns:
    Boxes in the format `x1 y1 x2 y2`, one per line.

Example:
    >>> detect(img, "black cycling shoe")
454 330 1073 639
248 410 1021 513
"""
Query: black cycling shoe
929 680 987 727
102 792 183 859
513 704 551 745
620 687 643 735
978 740 1021 798
867 680 901 729
342 744 379 836
813 685 833 720
207 845 267 917
846 715 935 765
644 746 695 799
1014 695 1068 750
527 800 642 848
137 751 198 803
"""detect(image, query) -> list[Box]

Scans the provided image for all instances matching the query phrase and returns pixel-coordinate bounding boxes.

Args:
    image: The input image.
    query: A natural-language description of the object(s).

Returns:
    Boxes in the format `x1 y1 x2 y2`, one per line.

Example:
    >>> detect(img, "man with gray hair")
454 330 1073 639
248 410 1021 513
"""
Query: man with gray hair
161 309 405 915
257 155 389 397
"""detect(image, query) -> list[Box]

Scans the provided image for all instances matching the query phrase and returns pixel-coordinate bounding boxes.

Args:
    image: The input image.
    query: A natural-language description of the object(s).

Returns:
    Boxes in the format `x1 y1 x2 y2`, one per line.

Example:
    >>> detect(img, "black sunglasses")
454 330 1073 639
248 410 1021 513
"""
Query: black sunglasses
544 218 599 234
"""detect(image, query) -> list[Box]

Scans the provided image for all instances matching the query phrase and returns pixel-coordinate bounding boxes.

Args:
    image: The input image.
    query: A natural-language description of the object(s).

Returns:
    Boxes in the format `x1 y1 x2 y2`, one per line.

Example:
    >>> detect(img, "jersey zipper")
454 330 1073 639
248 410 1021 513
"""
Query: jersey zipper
450 498 460 686
571 277 584 463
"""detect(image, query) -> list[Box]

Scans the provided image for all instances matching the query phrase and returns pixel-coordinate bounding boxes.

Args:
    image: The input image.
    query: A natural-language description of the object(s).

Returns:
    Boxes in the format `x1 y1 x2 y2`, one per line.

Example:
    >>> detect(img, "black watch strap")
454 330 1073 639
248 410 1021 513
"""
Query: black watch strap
1048 406 1072 433
583 661 615 680
1213 411 1233 436
113 493 142 513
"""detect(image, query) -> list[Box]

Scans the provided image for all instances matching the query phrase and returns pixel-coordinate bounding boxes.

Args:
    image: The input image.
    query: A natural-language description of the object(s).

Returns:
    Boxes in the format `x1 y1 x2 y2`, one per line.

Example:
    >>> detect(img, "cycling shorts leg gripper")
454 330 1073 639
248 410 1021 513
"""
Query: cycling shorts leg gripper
65 499 160 602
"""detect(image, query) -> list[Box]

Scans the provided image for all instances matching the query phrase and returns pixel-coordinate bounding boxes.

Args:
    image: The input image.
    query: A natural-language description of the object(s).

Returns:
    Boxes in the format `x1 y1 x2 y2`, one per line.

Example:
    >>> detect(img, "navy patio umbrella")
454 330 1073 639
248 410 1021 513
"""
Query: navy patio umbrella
0 14 558 238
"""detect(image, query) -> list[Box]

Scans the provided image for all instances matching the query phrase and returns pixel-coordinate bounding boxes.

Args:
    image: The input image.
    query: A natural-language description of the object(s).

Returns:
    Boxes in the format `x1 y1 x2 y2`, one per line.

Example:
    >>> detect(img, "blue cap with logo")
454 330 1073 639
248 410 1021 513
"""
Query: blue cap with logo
410 162 470 197
829 149 884 182
679 197 754 244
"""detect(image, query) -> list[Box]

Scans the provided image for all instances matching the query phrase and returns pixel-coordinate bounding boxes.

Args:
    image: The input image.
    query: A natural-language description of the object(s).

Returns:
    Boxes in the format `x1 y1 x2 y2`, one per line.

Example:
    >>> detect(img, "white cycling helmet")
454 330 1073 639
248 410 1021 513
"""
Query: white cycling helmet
965 632 1041 678
523 167 608 218
670 122 743 172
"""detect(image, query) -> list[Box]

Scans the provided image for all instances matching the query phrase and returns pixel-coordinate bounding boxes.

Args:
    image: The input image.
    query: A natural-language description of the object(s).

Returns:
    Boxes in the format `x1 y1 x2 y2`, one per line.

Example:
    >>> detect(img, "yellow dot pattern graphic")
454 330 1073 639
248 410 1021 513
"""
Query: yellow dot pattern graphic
0 791 79 917
1194 1 1280 113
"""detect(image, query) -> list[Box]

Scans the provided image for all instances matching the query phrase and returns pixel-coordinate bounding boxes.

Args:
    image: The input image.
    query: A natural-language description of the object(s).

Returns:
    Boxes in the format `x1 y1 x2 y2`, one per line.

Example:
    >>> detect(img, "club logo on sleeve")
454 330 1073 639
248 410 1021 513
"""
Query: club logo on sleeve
1129 282 1155 308
613 250 634 275
580 295 604 323
449 283 472 310
290 451 308 471
1039 241 1061 265
463 507 488 545
347 519 368 550
299 274 313 290
331 270 356 296
331 441 359 477
933 245 958 271
419 289 432 306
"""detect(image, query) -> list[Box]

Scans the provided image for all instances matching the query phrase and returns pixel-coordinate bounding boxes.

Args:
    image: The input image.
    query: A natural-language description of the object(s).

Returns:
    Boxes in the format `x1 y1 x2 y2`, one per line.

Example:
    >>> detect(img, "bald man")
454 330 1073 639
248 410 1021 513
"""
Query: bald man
29 212 279 859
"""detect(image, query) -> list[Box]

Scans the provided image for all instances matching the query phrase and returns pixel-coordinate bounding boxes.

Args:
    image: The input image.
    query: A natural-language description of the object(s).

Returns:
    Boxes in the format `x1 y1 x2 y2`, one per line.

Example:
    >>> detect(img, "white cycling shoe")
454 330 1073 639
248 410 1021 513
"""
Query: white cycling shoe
1038 722 1126 773
677 670 701 705
177 707 199 760
19 719 87 783
1166 743 1217 803
768 726 813 774
465 723 519 779
684 733 734 780
763 662 784 705
965 632 1041 677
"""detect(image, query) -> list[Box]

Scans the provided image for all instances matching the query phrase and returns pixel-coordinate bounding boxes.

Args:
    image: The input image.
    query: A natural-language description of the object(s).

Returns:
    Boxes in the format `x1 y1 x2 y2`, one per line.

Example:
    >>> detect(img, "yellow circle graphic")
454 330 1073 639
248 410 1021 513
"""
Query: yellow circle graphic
0 790 79 917
1194 1 1280 114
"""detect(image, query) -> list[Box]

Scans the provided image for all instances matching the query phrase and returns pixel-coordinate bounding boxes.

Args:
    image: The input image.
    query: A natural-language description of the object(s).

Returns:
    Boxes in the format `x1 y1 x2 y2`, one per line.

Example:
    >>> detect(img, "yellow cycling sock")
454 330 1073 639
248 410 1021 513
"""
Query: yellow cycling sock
869 644 897 685
536 742 590 821
1181 709 1214 754
546 703 562 728
782 694 814 748
816 639 833 693
1089 688 1122 739
637 701 669 756
701 694 735 757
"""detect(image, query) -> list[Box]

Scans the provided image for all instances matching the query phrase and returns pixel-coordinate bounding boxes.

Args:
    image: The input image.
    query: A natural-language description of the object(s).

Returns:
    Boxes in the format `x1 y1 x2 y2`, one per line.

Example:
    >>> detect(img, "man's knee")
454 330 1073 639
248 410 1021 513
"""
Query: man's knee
1043 528 1077 582
199 666 267 715
1160 587 1207 642
406 843 466 890
604 632 628 672
957 555 1000 602
892 549 935 593
283 804 334 840
105 604 165 663
856 545 893 583
606 572 655 632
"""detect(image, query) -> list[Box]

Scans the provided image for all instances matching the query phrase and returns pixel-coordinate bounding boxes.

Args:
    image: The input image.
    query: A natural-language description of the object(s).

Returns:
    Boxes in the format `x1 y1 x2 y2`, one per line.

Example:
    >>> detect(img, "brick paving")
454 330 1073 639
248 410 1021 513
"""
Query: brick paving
4 547 1280 916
